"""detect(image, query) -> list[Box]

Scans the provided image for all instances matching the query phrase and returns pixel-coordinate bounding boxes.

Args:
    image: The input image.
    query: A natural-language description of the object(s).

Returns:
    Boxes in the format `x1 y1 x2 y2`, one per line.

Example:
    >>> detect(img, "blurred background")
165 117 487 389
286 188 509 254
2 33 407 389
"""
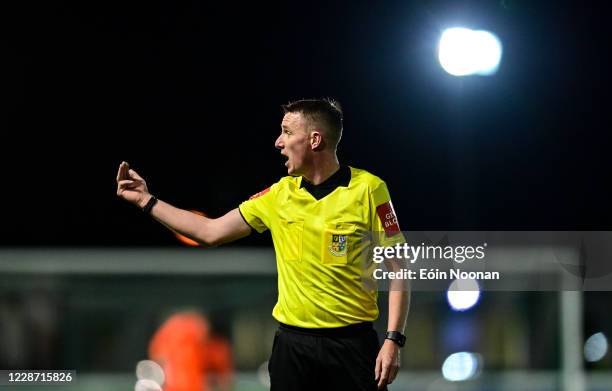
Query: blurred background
2 0 611 390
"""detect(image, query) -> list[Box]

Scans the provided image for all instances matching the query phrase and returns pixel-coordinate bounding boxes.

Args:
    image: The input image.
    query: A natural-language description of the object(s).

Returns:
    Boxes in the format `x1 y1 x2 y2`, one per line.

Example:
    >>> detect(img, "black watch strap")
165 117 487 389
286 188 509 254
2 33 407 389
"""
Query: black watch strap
385 331 406 347
142 196 158 214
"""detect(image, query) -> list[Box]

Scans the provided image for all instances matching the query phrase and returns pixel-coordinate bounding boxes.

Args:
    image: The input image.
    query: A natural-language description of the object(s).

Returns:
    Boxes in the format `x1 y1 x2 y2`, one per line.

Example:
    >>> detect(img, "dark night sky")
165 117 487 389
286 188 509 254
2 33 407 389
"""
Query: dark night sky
3 0 611 246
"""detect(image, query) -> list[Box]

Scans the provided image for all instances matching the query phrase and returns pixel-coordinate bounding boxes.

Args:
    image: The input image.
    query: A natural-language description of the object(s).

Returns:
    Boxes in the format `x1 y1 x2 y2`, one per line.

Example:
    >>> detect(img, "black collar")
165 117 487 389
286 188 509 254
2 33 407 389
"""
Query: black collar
300 166 351 200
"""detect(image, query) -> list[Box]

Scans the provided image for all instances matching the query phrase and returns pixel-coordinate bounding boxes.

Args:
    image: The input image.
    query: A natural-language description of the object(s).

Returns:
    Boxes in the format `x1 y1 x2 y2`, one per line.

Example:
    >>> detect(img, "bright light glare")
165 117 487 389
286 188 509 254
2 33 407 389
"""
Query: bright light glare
135 360 165 386
584 332 608 362
438 28 502 76
447 278 481 311
442 352 481 381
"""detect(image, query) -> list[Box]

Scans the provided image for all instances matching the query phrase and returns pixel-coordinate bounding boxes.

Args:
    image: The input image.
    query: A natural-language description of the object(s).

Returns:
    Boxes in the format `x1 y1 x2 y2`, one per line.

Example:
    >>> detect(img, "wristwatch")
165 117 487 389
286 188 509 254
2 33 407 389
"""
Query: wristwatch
142 196 158 214
385 331 406 347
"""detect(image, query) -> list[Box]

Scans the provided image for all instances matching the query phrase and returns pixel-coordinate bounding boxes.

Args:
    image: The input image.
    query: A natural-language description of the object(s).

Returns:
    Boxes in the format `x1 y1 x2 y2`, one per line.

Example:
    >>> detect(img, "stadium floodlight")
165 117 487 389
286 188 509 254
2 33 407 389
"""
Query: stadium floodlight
447 278 481 311
442 352 481 381
438 27 503 76
584 332 609 362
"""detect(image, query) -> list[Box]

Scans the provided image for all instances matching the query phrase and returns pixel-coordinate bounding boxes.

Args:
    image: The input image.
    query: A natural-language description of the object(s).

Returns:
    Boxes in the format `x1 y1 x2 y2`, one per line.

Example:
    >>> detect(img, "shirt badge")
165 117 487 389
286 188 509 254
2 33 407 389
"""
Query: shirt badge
329 234 348 257
376 201 400 236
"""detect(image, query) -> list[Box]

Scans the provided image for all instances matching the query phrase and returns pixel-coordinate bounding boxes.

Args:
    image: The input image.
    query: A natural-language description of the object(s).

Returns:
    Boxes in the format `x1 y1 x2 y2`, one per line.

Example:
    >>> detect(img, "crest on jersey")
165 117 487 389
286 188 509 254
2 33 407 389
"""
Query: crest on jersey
329 234 348 257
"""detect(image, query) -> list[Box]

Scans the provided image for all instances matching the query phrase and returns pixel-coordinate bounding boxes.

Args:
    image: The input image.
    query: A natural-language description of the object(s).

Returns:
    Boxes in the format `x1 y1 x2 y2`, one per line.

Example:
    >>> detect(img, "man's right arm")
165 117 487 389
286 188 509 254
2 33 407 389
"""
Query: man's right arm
149 200 251 246
116 161 252 246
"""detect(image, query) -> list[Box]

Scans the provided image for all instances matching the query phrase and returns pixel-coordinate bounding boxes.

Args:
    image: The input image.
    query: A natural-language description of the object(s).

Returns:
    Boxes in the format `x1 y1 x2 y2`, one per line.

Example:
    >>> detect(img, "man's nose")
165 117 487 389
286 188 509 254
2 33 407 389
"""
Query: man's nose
275 135 283 149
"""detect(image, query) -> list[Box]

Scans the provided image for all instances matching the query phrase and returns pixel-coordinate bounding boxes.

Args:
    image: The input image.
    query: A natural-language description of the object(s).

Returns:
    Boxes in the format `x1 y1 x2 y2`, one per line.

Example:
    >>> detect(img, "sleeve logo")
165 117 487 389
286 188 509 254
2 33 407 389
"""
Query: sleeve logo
249 187 270 200
376 201 400 235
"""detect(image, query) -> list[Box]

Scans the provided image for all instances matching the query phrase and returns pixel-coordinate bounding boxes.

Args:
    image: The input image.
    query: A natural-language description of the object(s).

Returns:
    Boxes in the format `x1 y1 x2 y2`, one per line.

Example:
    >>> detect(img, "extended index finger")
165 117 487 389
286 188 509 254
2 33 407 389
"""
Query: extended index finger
116 161 129 181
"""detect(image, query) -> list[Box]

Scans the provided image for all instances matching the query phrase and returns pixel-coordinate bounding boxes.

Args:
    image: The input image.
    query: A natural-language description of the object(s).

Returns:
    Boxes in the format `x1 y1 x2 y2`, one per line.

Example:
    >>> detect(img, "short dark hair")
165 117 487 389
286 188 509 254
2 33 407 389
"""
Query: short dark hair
282 98 343 149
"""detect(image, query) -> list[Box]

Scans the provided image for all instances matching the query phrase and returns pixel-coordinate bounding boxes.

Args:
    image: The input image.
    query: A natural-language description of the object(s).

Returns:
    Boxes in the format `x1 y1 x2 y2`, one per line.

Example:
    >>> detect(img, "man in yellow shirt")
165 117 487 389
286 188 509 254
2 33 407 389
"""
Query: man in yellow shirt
117 99 410 390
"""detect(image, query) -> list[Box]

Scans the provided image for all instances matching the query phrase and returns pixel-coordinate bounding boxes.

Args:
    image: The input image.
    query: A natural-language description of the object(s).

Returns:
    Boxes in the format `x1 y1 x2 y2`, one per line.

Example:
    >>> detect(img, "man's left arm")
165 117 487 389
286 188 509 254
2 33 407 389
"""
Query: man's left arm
375 258 410 390
369 182 410 389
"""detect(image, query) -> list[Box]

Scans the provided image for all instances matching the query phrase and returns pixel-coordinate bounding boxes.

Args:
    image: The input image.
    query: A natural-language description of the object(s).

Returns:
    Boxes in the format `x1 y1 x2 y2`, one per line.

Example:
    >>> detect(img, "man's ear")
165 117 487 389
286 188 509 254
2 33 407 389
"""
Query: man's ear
310 130 323 150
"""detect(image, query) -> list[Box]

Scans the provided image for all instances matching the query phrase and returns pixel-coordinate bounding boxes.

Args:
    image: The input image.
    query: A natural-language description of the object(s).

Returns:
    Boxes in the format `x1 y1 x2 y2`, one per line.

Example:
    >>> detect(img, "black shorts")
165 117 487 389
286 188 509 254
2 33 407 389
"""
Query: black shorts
268 322 387 391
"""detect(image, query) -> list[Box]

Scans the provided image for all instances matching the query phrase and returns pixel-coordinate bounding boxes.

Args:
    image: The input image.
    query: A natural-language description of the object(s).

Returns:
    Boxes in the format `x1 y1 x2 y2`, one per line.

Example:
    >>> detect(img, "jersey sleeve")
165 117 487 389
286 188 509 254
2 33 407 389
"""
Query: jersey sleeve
238 183 277 233
370 180 406 247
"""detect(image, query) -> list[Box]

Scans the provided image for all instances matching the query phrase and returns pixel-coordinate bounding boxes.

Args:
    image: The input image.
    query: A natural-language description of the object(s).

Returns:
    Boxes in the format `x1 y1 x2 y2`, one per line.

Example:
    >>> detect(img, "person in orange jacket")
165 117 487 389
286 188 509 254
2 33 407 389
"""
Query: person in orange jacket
149 311 233 391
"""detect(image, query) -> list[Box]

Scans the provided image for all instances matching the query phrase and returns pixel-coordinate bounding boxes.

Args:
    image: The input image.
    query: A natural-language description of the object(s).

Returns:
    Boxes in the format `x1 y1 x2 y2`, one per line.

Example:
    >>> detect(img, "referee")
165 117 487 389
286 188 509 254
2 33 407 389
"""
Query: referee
116 99 410 390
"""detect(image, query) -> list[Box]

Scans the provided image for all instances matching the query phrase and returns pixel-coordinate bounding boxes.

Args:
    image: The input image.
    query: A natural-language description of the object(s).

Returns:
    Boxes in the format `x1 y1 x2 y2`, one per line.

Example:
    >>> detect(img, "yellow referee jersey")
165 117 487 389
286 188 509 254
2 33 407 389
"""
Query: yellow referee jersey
239 166 404 328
